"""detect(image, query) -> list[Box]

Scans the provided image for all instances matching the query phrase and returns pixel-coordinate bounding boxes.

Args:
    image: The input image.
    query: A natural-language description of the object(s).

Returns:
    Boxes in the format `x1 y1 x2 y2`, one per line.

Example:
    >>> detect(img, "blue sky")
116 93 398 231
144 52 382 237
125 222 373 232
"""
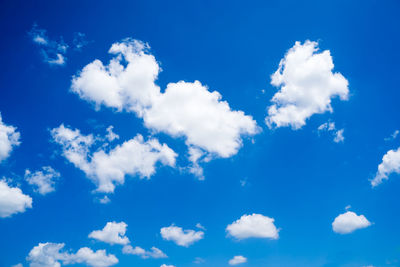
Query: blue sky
0 0 400 266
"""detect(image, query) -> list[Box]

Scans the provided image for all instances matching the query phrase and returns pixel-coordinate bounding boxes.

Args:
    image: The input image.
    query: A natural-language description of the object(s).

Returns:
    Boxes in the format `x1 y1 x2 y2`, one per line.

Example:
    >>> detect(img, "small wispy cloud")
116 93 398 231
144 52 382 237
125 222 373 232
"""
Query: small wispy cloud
29 23 68 66
318 121 345 143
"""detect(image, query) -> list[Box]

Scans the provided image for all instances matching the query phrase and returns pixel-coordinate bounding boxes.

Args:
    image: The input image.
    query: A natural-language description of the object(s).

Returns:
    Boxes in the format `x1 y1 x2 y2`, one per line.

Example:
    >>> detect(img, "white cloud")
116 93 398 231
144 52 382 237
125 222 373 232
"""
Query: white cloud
25 166 60 195
195 223 206 230
229 255 247 265
11 264 23 267
160 265 175 267
89 221 130 245
333 129 344 143
0 113 20 162
371 147 400 187
122 245 167 259
143 80 259 159
105 126 119 142
29 24 68 66
226 213 279 240
27 242 68 267
332 211 371 234
71 39 259 177
317 121 344 143
0 180 32 218
385 130 399 141
67 247 118 267
266 40 349 129
160 225 204 247
27 242 118 267
51 124 177 193
71 38 160 115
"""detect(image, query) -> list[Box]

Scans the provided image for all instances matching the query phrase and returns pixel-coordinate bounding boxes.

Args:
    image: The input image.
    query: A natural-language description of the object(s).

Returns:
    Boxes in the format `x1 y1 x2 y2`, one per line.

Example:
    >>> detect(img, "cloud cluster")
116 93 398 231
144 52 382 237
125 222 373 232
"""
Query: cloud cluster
226 213 279 240
229 255 247 265
317 121 345 143
332 211 371 234
27 242 118 267
160 224 204 247
371 147 400 187
51 124 177 193
0 113 20 162
71 39 258 177
89 221 167 259
29 24 68 66
0 180 32 218
266 40 349 129
25 166 60 195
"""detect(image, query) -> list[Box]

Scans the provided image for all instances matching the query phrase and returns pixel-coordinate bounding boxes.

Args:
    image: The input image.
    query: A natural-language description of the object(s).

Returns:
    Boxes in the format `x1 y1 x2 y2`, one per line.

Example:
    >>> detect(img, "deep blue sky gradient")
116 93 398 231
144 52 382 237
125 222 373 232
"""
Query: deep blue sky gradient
0 0 400 266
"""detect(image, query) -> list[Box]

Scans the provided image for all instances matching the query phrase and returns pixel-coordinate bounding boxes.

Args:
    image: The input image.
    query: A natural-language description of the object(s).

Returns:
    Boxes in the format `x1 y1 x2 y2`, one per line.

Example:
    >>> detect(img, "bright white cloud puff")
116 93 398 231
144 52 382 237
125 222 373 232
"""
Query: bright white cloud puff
51 124 177 193
27 242 118 267
0 113 20 162
371 147 400 187
71 38 259 177
266 40 349 129
89 221 130 245
0 180 32 218
229 255 247 265
226 213 279 240
332 210 371 234
160 224 204 247
25 166 60 195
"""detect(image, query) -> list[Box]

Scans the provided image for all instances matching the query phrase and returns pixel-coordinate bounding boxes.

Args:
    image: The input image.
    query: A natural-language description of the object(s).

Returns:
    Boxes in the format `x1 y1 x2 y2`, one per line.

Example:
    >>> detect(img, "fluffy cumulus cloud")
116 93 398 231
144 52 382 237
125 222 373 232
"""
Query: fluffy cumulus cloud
160 265 175 267
122 245 167 259
29 24 68 66
160 225 204 247
0 180 32 218
0 113 20 162
51 124 177 193
371 147 400 187
266 40 349 129
71 39 258 177
27 242 118 267
89 221 130 245
226 213 279 240
229 255 247 265
25 166 60 195
71 39 160 115
332 211 371 234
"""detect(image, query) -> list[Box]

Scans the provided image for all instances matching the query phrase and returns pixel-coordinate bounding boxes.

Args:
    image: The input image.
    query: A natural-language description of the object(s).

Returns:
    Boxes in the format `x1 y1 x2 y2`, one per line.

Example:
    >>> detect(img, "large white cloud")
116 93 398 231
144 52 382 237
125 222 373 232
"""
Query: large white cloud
0 113 20 162
229 255 247 265
0 180 32 218
143 80 259 158
371 147 400 187
332 211 371 234
266 40 349 129
27 242 118 267
71 39 258 177
89 221 130 245
51 125 177 193
122 245 167 259
71 39 160 115
226 213 279 240
25 166 60 195
160 225 204 247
